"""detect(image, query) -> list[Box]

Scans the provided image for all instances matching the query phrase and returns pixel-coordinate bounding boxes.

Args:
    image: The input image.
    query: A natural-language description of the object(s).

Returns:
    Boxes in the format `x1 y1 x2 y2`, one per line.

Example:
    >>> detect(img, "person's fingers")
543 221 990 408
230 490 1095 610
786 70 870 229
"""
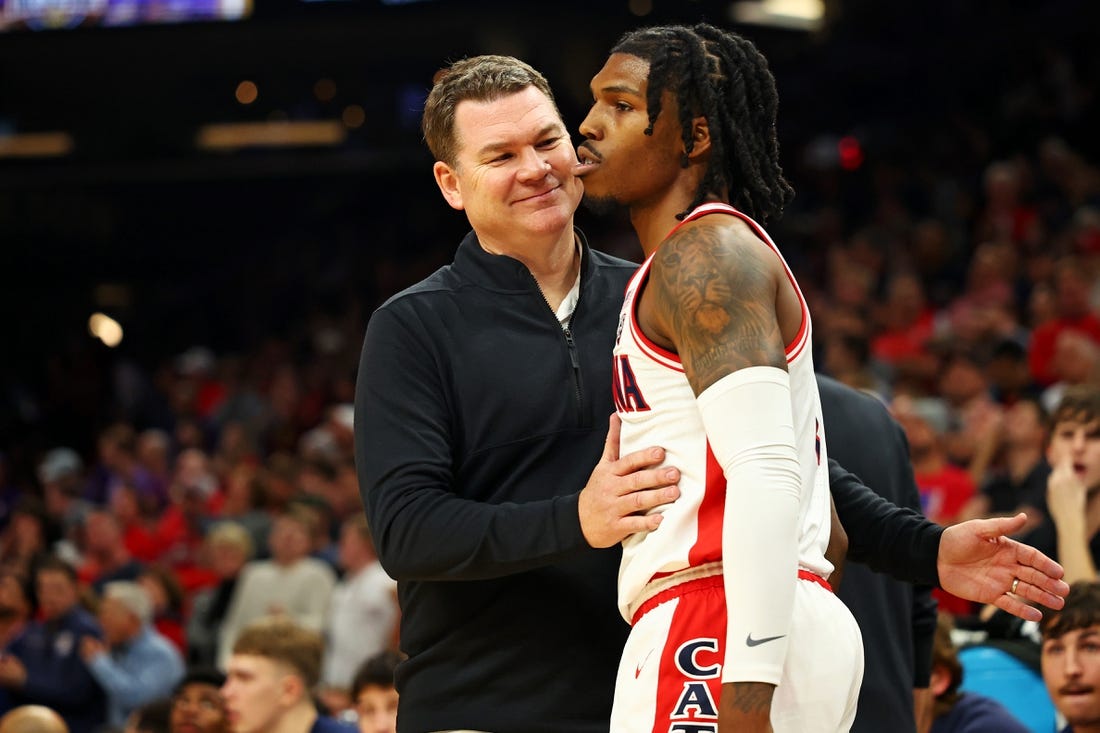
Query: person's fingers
603 413 622 462
1014 563 1070 605
618 466 680 499
991 592 1044 623
1010 537 1066 581
624 484 680 513
974 512 1028 539
620 512 664 535
614 446 671 482
1011 576 1068 611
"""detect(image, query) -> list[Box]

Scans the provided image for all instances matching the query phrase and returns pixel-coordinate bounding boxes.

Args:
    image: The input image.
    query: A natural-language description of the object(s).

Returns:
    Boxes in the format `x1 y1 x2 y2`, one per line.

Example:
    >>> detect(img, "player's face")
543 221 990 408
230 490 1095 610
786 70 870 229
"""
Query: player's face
1043 624 1100 728
433 85 582 255
1047 417 1100 491
576 53 689 211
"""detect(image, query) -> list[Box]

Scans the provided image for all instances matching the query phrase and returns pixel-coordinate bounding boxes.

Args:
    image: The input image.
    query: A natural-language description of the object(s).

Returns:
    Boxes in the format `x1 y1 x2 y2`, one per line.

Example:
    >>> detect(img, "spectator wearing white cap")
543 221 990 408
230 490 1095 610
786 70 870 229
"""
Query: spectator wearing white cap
80 580 184 727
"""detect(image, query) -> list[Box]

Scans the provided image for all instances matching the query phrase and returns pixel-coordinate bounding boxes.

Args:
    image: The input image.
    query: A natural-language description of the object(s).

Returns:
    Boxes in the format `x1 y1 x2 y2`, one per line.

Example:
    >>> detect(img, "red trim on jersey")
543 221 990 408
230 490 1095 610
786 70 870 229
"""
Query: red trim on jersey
627 258 684 373
671 203 811 359
632 573 725 627
651 576 725 732
798 568 833 593
631 569 831 627
687 444 726 568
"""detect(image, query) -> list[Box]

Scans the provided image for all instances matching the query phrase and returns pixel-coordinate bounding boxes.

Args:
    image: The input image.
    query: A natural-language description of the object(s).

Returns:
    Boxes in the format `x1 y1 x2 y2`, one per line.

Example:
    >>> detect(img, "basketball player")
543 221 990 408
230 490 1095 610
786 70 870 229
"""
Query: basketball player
574 24 1066 732
356 51 1067 733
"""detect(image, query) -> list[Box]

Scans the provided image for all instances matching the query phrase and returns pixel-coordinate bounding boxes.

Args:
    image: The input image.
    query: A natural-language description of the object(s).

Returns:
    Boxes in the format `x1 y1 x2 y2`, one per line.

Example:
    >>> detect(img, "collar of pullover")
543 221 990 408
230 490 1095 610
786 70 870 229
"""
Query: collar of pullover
453 227 594 293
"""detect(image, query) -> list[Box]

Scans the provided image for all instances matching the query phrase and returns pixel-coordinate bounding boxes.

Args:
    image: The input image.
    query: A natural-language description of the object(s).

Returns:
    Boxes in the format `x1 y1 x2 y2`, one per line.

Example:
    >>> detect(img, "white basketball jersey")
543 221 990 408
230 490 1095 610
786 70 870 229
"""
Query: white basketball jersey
612 203 833 621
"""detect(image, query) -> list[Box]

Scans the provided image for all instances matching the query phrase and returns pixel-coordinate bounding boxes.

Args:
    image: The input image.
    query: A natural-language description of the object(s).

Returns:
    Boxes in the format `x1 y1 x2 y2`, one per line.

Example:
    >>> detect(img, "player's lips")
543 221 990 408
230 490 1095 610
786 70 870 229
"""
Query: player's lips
574 143 602 176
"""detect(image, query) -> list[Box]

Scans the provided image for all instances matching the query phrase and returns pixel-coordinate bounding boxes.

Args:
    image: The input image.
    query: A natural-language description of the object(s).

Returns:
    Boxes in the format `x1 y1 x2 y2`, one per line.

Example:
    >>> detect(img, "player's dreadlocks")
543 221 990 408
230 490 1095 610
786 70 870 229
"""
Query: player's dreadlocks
611 23 795 223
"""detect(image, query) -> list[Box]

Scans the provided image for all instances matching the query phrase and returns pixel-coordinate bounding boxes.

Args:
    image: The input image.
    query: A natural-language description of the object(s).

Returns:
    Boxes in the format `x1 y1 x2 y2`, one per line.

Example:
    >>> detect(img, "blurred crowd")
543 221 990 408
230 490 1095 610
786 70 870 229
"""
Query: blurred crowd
0 8 1098 732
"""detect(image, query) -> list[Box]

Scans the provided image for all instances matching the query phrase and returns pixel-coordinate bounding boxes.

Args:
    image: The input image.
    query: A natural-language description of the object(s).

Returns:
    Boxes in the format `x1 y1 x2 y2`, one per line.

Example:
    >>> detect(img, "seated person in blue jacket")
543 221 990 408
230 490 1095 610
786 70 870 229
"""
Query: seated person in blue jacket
1042 581 1100 733
0 557 106 733
925 612 1030 732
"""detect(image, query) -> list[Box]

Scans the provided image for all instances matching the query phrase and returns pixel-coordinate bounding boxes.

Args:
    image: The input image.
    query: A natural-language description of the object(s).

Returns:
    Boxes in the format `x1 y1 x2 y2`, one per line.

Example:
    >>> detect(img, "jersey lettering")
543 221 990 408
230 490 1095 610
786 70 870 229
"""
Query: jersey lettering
672 681 718 718
675 638 721 679
612 354 650 413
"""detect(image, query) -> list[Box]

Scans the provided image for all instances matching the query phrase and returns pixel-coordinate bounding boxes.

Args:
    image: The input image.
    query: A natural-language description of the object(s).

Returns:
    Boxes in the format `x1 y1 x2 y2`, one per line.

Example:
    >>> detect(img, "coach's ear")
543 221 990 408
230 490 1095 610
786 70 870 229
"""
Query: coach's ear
433 161 465 211
685 116 712 161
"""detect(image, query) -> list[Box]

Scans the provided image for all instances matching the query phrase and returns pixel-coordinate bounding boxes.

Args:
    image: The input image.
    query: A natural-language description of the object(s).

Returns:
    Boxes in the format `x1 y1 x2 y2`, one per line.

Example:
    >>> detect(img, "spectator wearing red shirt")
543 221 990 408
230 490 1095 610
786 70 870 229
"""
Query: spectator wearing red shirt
1029 257 1100 386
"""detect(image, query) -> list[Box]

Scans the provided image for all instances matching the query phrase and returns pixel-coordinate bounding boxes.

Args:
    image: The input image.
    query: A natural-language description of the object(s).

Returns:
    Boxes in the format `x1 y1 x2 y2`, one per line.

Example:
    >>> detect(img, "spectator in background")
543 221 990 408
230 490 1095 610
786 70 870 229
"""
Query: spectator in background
349 652 400 733
126 698 173 733
0 498 53 578
0 557 106 733
1042 329 1100 415
188 523 254 668
1040 581 1100 733
0 570 31 650
222 617 354 733
156 450 218 582
78 509 144 594
92 424 166 514
922 613 1030 732
137 566 187 655
80 580 184 727
986 339 1041 406
135 429 173 503
1024 385 1100 584
0 706 69 733
895 400 977 527
169 668 228 733
321 515 397 691
213 465 271 555
217 508 335 670
109 483 164 565
936 351 1005 483
1030 257 1100 387
958 396 1049 535
872 271 940 390
37 448 90 553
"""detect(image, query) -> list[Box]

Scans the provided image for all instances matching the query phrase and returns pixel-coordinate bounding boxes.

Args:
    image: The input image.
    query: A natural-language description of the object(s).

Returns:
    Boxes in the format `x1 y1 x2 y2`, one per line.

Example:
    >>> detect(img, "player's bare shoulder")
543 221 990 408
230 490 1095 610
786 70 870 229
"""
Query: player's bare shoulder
647 215 786 393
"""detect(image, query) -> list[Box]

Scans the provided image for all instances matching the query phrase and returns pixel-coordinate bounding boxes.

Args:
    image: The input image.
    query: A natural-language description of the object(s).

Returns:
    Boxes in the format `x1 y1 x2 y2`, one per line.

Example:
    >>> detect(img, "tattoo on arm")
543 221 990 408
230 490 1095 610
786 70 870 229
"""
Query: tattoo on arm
650 224 787 393
723 681 775 718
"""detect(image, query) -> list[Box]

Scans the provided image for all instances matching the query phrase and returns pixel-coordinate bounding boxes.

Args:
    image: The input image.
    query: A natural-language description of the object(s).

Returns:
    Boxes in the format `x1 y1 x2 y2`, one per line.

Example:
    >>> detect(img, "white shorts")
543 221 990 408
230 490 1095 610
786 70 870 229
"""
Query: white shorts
610 572 863 733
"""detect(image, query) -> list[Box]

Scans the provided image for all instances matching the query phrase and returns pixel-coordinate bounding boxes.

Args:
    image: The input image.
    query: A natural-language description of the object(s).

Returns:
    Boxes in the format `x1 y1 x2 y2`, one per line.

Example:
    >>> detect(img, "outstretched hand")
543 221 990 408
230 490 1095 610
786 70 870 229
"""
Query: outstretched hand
938 513 1069 621
578 414 681 548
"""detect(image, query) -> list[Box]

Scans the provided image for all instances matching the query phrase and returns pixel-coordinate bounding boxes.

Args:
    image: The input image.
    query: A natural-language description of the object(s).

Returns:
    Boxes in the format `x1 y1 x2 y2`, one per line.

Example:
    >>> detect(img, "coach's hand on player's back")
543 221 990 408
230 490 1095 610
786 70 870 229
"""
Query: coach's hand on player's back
579 414 681 548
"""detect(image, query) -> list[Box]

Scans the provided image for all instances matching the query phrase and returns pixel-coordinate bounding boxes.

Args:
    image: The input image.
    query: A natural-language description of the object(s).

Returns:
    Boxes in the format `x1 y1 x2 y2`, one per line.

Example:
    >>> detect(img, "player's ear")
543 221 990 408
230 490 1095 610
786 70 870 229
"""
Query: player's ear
685 116 711 160
433 160 465 211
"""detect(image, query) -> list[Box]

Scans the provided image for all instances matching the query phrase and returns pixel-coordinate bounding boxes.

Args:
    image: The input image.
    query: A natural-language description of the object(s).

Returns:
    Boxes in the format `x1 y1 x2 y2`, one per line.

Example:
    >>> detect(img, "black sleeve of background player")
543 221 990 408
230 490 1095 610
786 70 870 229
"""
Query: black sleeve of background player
354 306 589 583
888 417 940 688
912 584 938 687
830 457 945 587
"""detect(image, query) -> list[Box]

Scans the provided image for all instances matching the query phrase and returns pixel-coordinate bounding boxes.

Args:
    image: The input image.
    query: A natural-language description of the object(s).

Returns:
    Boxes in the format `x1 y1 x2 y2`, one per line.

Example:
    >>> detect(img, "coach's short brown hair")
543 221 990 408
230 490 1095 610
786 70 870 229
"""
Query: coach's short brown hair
232 617 324 689
421 54 558 167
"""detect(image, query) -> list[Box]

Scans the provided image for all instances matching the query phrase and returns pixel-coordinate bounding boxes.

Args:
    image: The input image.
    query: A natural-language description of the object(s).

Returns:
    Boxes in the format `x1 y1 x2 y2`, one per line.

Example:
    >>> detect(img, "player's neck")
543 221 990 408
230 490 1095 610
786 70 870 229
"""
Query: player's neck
630 184 718 257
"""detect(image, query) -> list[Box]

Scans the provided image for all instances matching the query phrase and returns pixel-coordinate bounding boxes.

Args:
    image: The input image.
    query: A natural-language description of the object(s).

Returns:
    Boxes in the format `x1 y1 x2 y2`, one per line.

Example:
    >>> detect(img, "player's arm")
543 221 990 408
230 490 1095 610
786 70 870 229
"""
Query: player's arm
645 221 798 733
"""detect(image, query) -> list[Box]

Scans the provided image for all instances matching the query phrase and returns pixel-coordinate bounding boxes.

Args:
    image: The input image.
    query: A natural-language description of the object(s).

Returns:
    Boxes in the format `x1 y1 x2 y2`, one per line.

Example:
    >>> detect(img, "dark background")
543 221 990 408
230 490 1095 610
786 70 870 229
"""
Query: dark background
1 0 1098 464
